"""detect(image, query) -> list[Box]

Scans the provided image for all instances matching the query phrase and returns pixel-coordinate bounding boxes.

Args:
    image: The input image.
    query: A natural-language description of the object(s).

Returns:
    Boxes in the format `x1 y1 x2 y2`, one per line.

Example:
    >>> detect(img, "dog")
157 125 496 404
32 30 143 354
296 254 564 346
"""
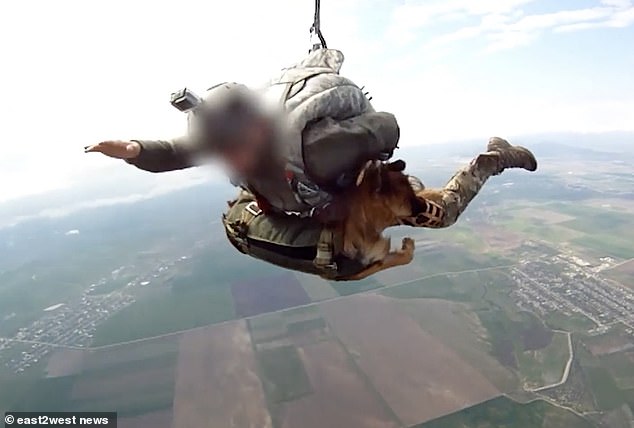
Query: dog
332 159 438 281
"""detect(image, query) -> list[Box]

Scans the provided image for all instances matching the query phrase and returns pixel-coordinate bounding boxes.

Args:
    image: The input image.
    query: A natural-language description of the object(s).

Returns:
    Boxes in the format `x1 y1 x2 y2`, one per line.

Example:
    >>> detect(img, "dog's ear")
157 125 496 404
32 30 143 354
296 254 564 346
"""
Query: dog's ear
387 160 406 172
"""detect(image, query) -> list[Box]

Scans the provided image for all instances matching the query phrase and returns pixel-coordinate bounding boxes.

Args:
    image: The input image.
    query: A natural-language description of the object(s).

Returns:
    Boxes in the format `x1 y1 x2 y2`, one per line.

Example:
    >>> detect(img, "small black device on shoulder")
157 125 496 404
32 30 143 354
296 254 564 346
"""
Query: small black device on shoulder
170 88 202 112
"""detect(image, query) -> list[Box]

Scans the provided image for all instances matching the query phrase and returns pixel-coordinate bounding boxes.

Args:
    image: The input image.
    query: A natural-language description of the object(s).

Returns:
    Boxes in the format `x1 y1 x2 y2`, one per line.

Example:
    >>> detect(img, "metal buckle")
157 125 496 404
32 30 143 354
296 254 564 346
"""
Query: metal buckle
245 201 263 217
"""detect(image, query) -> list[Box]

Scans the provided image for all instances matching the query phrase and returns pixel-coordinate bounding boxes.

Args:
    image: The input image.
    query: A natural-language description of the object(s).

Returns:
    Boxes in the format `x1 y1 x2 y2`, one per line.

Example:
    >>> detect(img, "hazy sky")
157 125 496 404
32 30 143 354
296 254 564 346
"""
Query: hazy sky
1 0 633 202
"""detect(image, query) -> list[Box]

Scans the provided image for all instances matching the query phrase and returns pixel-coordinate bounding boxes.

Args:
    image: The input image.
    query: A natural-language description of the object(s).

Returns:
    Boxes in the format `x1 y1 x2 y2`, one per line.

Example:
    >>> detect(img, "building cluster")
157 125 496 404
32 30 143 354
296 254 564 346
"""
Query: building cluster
511 245 634 335
0 254 192 374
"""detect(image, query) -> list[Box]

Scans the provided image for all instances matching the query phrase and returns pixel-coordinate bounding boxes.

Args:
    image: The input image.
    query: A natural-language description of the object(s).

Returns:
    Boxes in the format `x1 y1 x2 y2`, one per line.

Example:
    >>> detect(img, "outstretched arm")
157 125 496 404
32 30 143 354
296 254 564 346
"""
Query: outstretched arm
126 136 202 172
85 136 202 173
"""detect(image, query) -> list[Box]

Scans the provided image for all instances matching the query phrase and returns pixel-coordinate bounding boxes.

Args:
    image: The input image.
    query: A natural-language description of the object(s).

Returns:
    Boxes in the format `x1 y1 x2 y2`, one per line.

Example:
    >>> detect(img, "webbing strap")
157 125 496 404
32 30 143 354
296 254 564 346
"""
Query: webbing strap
226 201 264 253
240 201 263 225
314 228 337 272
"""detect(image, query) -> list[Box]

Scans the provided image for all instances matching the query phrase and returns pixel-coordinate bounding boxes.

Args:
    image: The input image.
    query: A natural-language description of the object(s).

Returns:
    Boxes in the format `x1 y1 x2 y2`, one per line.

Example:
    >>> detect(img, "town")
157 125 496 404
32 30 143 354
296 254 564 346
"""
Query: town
0 253 192 374
512 242 634 334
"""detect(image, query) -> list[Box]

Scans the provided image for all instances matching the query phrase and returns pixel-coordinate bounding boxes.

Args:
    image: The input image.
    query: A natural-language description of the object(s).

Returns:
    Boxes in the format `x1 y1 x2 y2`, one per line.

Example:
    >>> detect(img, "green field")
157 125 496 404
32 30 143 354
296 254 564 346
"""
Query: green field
82 337 179 370
413 245 495 275
295 273 339 301
382 269 559 387
517 331 570 389
600 352 634 390
419 396 596 428
392 297 518 392
604 268 634 288
248 312 289 345
6 351 177 416
437 224 489 252
498 201 634 260
0 372 49 414
547 203 634 259
91 250 238 346
542 311 597 333
91 286 235 346
256 345 312 404
248 305 328 346
382 273 486 302
572 235 634 260
69 352 177 416
500 217 584 244
584 366 624 411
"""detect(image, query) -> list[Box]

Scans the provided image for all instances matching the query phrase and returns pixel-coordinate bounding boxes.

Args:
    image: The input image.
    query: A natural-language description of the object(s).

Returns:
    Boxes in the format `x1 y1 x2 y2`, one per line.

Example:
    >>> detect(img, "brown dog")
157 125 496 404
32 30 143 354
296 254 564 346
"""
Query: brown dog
333 159 431 280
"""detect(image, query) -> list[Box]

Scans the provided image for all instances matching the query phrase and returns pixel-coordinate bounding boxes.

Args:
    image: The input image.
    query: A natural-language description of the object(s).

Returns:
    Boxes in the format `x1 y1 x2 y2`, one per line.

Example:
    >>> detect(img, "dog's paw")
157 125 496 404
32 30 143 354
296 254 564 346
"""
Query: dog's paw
401 237 415 253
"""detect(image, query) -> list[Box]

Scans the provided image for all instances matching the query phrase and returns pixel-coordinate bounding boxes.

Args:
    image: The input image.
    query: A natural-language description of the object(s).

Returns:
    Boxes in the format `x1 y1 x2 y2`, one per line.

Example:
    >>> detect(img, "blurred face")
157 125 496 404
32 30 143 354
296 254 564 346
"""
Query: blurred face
215 120 273 177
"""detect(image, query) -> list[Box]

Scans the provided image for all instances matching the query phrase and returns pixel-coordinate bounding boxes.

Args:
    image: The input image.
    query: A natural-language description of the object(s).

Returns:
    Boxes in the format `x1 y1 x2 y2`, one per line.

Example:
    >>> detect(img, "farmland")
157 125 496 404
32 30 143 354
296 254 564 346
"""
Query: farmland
419 396 595 428
171 322 271 428
320 294 500 426
3 153 634 427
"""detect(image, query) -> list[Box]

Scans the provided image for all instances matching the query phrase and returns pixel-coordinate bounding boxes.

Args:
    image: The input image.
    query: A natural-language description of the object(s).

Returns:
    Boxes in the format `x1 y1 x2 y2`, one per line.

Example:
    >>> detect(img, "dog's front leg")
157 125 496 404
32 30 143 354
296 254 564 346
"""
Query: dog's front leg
339 238 415 281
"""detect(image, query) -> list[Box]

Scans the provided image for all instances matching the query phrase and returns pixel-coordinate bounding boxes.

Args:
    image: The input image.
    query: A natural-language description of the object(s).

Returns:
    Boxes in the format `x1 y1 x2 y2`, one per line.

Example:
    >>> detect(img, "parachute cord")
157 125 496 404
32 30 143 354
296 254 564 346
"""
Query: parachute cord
309 0 327 52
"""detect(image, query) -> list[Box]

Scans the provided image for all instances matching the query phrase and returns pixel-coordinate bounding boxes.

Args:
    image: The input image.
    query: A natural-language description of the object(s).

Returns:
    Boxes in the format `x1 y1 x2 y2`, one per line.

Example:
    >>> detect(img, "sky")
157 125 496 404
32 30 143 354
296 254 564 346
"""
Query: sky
0 0 633 203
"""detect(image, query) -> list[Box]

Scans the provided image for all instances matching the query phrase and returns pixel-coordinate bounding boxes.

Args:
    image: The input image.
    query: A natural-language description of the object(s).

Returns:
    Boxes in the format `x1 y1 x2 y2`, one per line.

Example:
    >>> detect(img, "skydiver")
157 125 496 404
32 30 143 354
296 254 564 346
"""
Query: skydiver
86 48 536 275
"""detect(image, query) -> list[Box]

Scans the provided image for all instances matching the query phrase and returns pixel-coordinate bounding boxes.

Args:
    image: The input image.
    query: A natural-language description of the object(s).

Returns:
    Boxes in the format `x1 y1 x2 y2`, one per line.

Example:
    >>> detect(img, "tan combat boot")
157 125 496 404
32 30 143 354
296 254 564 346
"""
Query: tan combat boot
483 137 538 175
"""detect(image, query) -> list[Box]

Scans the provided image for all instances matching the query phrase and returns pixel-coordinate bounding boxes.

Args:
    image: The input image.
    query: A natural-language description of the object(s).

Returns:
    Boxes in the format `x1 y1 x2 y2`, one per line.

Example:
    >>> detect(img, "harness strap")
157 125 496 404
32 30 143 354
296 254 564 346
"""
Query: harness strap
225 201 263 252
242 200 264 223
313 228 338 274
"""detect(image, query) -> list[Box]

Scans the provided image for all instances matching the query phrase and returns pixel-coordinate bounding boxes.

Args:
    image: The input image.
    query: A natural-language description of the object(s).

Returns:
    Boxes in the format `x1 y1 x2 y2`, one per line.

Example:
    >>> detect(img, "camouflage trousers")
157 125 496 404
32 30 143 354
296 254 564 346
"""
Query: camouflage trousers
408 153 498 229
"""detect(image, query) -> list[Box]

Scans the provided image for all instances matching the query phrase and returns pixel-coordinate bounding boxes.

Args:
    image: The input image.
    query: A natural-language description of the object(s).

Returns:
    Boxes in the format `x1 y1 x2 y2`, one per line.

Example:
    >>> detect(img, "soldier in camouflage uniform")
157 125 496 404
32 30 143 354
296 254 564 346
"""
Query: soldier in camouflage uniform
85 48 537 278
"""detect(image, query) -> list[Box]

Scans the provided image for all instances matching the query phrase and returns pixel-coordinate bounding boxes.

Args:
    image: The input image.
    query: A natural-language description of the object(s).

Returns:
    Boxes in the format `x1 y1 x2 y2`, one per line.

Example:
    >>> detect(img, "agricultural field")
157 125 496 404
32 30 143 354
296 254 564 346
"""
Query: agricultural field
278 340 399 428
232 272 311 318
419 396 596 428
517 331 571 390
575 331 634 413
381 268 584 398
248 303 399 428
90 284 235 346
171 321 271 428
604 260 634 288
390 298 518 392
294 272 339 301
7 343 178 417
499 200 634 262
320 294 500 426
